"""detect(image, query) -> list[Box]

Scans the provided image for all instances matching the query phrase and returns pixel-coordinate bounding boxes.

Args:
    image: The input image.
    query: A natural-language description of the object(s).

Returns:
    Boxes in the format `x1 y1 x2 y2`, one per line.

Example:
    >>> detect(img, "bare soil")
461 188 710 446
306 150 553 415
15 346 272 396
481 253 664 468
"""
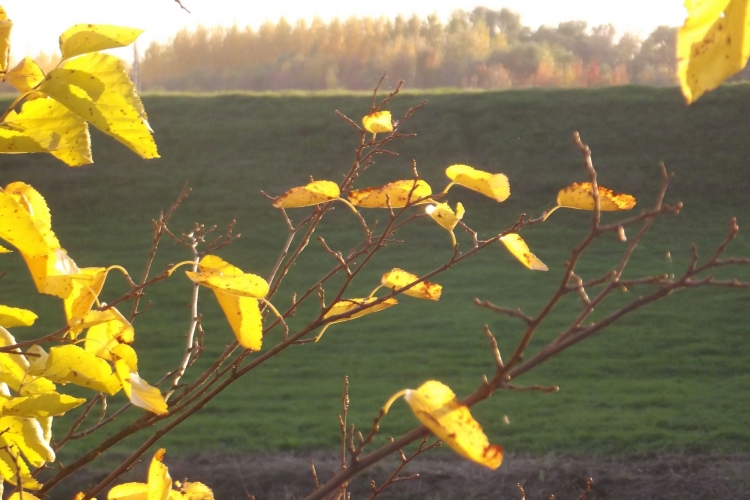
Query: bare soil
58 452 750 500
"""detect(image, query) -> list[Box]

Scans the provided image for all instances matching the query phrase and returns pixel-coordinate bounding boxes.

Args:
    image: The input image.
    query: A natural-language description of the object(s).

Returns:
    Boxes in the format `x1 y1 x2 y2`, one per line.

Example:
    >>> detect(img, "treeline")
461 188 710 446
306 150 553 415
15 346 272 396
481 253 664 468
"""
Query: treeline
140 7 680 91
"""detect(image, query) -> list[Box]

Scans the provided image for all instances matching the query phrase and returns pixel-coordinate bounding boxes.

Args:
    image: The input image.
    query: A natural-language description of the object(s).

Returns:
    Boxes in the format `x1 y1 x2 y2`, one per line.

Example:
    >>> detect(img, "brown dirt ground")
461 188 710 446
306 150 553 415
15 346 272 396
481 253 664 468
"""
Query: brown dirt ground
51 452 750 500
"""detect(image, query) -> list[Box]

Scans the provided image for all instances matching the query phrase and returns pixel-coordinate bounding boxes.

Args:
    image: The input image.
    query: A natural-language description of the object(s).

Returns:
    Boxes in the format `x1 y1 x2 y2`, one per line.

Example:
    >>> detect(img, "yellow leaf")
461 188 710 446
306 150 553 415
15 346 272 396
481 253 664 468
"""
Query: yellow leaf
214 292 262 351
6 57 45 92
0 189 53 259
175 482 214 500
24 247 81 298
186 255 270 298
83 308 135 359
115 360 168 415
324 297 398 323
556 182 636 211
8 492 42 500
362 110 393 134
0 448 41 490
39 345 121 395
0 392 86 418
0 416 55 466
3 96 92 166
272 180 341 208
60 24 143 60
65 267 112 332
38 52 158 159
678 0 750 103
149 448 172 500
108 483 148 500
398 380 503 469
425 202 464 247
381 269 442 301
0 243 11 252
0 7 12 73
0 327 29 392
112 343 138 372
348 180 432 208
445 164 510 202
499 234 548 271
0 305 37 328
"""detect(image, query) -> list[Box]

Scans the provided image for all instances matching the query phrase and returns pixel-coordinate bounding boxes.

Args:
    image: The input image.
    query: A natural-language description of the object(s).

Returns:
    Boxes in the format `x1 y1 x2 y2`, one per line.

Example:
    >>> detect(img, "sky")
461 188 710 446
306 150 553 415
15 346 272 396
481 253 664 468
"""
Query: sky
3 0 687 61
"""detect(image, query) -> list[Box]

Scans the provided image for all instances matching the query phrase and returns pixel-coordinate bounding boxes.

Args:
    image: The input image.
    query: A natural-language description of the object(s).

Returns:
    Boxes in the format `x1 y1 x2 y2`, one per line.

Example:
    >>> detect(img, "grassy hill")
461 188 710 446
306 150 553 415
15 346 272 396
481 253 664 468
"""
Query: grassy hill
1 85 749 462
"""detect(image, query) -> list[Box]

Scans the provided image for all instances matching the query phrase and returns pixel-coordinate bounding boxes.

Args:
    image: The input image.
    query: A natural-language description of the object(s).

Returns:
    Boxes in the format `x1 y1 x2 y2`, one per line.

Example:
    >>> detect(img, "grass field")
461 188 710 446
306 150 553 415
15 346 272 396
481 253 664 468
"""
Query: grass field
1 84 749 465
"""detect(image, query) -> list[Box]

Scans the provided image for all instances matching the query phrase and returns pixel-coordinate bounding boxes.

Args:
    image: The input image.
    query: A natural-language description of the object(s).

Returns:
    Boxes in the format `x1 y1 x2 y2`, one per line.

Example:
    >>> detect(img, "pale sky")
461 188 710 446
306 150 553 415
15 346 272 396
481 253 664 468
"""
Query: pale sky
3 1 686 61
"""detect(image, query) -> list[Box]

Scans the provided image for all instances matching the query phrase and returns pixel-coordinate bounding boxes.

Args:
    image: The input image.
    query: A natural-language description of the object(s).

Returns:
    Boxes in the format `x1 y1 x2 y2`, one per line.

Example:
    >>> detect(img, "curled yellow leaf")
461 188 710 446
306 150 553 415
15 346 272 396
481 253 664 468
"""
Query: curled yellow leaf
186 255 270 298
381 269 442 301
499 234 548 271
348 180 432 208
556 182 636 211
678 0 750 103
83 308 135 359
362 110 393 134
272 180 341 208
0 305 37 328
115 360 168 415
386 380 503 469
323 297 398 323
425 202 464 247
445 164 510 202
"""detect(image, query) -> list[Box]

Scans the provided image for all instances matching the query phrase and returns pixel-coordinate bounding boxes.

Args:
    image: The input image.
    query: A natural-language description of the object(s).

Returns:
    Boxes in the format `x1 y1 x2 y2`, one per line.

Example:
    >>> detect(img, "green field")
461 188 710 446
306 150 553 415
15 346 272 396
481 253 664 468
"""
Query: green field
1 85 749 465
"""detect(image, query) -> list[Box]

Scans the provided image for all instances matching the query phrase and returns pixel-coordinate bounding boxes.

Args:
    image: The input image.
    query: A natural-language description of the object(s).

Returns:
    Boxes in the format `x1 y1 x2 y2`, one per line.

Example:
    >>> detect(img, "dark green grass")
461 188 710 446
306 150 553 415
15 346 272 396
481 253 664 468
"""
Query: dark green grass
1 85 749 463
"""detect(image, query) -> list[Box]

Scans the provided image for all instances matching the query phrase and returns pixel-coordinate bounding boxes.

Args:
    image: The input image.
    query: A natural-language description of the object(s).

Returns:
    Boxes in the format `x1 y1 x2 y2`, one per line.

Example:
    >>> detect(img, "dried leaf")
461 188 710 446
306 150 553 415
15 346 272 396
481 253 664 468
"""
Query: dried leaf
445 164 510 202
272 180 341 208
362 110 393 134
381 269 442 301
500 234 548 271
401 380 503 469
678 0 750 103
348 180 432 208
556 182 636 211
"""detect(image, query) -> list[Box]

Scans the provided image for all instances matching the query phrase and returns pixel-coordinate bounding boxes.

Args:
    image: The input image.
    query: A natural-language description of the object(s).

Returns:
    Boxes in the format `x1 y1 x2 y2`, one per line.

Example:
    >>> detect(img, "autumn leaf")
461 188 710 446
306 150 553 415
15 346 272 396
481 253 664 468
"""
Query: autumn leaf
184 255 271 351
0 392 85 418
37 52 158 159
65 267 113 333
348 180 432 208
445 164 510 202
381 269 442 301
6 57 45 92
0 416 56 466
362 110 393 134
2 96 92 166
499 234 548 271
0 447 41 490
0 328 55 396
0 184 56 259
83 308 135 359
0 305 37 328
555 182 636 211
384 380 503 469
678 0 750 103
425 202 464 247
272 180 341 208
60 24 143 60
114 360 168 415
314 297 398 342
35 344 121 395
0 6 11 73
108 448 172 500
